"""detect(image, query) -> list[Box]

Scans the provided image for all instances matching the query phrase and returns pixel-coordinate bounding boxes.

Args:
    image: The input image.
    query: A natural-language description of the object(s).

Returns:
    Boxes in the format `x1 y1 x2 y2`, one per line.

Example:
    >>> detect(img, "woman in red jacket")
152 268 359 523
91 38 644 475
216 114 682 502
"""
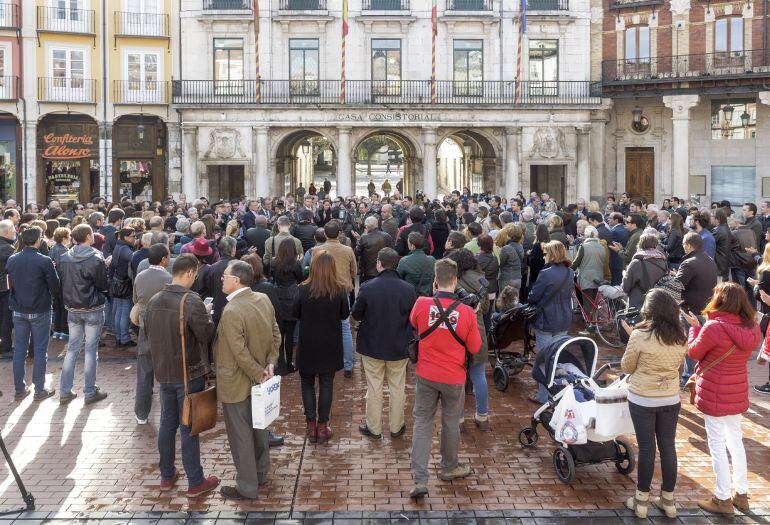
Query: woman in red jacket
683 282 760 516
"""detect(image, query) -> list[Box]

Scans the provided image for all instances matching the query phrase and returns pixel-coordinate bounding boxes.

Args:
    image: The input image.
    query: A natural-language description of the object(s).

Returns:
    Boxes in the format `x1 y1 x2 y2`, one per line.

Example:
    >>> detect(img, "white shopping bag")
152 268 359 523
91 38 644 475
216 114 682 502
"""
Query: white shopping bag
549 384 588 445
592 376 635 439
251 375 281 429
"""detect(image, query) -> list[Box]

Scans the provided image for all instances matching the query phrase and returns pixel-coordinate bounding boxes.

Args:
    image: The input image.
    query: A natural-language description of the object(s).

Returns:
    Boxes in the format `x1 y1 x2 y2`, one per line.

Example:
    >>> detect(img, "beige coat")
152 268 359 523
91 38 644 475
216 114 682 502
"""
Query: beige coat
213 289 281 404
311 238 357 293
621 328 687 398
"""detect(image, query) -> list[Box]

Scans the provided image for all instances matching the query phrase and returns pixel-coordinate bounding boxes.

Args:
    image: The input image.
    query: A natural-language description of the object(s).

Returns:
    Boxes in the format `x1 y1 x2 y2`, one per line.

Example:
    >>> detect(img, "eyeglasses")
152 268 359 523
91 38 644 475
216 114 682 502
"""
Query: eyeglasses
221 274 237 281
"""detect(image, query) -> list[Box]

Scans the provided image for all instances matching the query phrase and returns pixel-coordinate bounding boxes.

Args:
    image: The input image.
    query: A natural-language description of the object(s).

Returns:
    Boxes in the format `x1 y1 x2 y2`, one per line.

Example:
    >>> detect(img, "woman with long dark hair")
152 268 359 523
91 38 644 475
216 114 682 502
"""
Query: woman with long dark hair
272 240 304 374
527 223 550 287
684 282 761 515
662 212 685 270
621 289 688 519
293 252 350 444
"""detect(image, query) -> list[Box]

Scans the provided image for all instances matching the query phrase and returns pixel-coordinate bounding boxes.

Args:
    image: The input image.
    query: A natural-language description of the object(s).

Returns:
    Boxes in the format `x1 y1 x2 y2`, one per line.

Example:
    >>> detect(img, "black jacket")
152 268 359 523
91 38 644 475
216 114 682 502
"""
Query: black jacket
200 255 234 326
0 236 15 294
245 226 271 257
7 247 61 314
351 270 417 361
355 230 394 278
59 245 109 311
429 222 451 259
713 223 731 275
293 284 350 375
395 222 432 256
676 249 719 313
99 224 117 257
292 222 318 254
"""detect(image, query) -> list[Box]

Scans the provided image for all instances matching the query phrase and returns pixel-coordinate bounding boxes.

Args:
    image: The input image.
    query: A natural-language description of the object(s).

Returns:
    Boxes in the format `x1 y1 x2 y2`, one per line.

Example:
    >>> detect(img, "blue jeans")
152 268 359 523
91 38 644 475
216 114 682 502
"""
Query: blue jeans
534 329 568 403
467 361 489 417
12 311 52 395
112 297 132 344
679 314 703 382
135 329 154 420
342 318 354 371
104 297 113 333
60 310 105 397
158 377 206 489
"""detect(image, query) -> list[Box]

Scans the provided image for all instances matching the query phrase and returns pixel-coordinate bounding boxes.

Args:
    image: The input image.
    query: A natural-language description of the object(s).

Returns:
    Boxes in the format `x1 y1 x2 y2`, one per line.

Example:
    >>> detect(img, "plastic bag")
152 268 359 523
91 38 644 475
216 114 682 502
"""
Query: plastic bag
251 375 281 429
592 376 634 439
550 384 588 445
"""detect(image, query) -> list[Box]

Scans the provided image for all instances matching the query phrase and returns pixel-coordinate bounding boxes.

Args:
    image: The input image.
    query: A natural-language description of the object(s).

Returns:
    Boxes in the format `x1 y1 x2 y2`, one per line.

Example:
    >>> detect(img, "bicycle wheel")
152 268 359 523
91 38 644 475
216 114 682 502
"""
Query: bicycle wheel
595 297 624 348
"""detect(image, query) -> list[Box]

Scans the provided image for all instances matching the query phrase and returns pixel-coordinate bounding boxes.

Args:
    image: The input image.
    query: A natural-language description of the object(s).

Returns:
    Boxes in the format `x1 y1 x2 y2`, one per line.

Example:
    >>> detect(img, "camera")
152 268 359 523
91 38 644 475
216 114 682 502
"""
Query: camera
456 287 481 309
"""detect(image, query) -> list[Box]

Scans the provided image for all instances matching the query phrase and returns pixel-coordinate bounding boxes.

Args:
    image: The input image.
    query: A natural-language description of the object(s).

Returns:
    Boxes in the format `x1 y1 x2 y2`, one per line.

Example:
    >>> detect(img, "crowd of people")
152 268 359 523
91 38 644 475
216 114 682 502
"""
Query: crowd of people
0 188 767 515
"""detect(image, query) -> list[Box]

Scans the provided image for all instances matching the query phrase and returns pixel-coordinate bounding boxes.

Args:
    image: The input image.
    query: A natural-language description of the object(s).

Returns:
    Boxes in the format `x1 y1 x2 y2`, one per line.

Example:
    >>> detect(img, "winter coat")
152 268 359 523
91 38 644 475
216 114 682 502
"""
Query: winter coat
293 284 350 375
477 252 499 294
6 247 61 314
662 227 685 264
498 241 524 292
272 261 304 321
429 221 451 259
397 250 435 297
572 237 606 291
687 311 760 417
59 245 109 311
676 249 719 313
713 223 731 276
622 253 668 309
621 328 687 398
549 227 569 248
355 229 394 278
526 263 574 334
457 269 489 366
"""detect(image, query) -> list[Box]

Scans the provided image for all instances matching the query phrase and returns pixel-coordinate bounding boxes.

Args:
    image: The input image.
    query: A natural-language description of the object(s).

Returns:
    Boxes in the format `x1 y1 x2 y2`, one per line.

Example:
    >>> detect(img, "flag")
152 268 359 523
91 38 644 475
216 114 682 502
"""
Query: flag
520 0 527 33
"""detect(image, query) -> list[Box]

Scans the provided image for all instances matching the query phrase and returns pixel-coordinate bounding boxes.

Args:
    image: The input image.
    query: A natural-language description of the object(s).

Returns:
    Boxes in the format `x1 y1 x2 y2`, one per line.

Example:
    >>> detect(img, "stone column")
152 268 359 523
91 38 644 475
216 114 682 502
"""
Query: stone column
337 127 352 197
504 126 521 198
575 124 591 202
254 126 269 198
663 95 699 200
422 127 438 199
23 120 37 206
99 123 113 200
181 126 198 199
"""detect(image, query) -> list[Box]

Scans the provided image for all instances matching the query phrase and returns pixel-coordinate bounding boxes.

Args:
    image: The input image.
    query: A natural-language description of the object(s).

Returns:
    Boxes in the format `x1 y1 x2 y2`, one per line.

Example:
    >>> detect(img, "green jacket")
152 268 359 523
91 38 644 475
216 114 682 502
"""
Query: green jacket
620 227 642 268
397 250 435 297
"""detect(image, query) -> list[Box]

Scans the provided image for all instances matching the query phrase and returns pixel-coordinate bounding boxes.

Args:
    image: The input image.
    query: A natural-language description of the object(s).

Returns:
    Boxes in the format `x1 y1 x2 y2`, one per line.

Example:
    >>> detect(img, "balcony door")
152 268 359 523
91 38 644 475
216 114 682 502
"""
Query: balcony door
123 0 161 36
372 39 401 97
49 0 88 33
289 39 319 96
0 43 12 100
453 39 483 96
214 38 244 95
714 16 743 70
50 47 86 102
529 39 558 96
623 26 650 78
124 50 160 103
625 148 654 205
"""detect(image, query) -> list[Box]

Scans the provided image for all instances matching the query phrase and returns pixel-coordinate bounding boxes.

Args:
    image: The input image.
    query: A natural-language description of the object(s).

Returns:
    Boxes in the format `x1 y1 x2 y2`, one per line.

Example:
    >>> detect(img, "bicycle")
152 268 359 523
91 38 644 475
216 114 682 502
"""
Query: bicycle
571 282 627 348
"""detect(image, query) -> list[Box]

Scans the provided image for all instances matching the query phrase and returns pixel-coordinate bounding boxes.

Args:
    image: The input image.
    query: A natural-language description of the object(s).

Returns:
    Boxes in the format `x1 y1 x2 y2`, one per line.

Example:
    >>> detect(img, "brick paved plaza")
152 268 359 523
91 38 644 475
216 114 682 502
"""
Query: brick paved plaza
0 340 769 524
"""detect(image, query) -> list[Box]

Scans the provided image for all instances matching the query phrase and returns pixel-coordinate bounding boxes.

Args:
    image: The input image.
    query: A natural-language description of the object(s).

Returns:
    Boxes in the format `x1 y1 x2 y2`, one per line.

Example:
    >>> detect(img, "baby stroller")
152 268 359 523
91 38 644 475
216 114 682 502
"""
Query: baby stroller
488 304 536 392
517 335 636 483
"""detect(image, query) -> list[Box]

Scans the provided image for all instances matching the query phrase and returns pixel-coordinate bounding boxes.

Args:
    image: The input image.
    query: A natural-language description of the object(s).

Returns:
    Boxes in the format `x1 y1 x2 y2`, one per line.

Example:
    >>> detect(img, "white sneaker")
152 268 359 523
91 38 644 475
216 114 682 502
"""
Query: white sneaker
135 415 148 425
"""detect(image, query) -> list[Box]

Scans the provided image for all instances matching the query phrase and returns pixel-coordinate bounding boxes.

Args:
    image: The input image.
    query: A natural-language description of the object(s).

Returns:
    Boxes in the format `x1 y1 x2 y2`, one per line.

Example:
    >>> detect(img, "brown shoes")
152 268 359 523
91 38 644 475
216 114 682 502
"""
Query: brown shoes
698 496 734 515
316 422 333 444
306 420 317 444
732 493 750 513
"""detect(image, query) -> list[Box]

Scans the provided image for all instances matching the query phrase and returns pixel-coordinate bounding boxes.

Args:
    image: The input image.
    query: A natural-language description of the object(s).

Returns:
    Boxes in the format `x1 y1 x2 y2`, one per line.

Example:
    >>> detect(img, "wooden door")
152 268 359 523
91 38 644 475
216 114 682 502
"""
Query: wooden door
625 148 654 204
530 165 566 205
208 165 244 202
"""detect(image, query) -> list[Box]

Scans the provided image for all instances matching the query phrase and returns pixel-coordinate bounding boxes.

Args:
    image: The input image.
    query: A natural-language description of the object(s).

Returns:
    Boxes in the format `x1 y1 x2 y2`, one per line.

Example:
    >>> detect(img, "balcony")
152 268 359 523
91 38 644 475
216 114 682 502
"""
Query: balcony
279 0 327 9
527 0 569 10
362 0 410 9
115 11 170 38
0 76 18 101
609 0 662 9
446 0 493 10
37 6 96 35
601 49 770 96
114 80 169 105
39 77 97 104
203 0 251 9
172 80 599 106
0 3 20 30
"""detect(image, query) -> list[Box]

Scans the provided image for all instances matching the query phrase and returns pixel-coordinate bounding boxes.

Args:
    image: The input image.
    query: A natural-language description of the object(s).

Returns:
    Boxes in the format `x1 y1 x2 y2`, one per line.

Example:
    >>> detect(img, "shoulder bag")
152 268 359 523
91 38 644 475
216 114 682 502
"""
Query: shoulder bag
686 344 736 404
407 298 465 364
179 293 218 436
521 267 571 322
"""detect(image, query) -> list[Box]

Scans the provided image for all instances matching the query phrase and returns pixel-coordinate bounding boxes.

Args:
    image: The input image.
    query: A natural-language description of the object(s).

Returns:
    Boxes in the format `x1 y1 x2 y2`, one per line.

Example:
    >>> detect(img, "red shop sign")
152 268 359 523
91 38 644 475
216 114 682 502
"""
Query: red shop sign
42 132 95 160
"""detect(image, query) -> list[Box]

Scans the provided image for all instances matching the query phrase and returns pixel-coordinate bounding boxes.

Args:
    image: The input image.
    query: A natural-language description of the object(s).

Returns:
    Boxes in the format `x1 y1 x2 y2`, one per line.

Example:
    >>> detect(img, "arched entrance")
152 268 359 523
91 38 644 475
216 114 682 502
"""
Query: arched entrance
113 114 167 202
437 130 498 195
274 130 336 198
353 131 417 197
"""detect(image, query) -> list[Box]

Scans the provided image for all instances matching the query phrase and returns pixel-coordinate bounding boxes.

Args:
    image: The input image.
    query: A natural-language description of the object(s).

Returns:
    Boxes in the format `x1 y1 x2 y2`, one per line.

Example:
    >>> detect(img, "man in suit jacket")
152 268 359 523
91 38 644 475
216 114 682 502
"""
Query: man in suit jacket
242 200 271 231
214 260 280 501
245 215 271 257
608 212 628 285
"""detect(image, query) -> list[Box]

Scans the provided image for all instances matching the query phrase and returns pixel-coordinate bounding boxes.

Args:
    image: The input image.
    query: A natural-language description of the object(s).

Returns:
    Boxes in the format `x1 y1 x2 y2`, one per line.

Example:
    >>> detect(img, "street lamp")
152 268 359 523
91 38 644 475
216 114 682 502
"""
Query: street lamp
300 139 311 156
740 110 751 128
632 105 643 125
136 113 145 142
722 103 734 123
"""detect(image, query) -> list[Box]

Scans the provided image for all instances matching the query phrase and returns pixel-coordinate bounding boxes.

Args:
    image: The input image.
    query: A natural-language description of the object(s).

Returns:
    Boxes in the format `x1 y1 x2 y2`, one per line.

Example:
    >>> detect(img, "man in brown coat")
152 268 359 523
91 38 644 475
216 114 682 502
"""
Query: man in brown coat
214 260 281 501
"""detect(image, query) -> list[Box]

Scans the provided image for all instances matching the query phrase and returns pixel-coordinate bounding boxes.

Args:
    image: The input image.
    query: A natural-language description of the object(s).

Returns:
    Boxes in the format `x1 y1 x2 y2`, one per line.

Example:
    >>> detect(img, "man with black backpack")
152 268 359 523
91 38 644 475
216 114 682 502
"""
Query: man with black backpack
407 258 482 501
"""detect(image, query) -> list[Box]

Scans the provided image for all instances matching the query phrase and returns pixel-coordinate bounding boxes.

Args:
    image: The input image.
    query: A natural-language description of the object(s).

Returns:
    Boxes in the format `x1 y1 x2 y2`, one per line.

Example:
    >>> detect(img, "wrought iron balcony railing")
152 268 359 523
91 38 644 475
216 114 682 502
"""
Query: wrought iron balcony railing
279 0 327 9
203 0 251 9
527 0 569 10
37 6 96 34
602 49 770 84
0 3 20 29
39 77 97 104
115 11 169 37
114 80 169 105
172 80 599 105
446 0 493 10
0 76 19 101
362 0 410 9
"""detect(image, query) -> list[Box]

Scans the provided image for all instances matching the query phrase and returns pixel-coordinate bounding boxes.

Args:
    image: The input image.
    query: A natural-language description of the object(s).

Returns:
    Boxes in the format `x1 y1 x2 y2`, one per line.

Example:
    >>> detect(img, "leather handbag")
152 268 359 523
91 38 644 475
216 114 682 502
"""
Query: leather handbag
686 344 736 404
178 293 218 436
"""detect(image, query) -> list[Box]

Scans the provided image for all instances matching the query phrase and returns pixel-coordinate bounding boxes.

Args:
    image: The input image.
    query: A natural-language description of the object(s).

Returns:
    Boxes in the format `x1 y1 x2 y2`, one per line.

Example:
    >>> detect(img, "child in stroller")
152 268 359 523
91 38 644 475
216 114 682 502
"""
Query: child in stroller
518 335 636 483
489 285 536 392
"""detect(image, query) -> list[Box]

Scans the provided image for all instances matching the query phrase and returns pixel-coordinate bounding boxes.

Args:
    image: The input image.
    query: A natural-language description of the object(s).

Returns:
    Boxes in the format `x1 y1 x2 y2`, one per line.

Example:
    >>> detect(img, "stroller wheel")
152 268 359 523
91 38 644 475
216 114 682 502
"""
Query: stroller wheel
614 438 636 475
493 365 509 392
553 447 575 483
518 427 538 448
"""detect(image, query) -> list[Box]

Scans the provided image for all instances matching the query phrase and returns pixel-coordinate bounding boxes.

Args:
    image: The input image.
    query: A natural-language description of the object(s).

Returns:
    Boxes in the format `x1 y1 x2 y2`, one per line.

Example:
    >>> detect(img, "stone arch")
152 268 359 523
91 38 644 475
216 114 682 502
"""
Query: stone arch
436 129 501 195
351 129 421 197
272 129 338 198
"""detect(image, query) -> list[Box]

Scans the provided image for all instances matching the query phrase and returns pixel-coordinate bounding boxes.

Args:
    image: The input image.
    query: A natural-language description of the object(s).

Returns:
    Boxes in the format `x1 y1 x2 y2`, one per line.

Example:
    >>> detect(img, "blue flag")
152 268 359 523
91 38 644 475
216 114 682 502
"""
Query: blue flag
520 0 527 32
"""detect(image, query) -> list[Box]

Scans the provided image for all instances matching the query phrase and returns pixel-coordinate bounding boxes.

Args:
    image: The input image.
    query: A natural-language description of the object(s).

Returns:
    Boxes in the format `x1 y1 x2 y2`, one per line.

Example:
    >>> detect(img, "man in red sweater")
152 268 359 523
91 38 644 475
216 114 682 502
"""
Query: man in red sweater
408 258 482 500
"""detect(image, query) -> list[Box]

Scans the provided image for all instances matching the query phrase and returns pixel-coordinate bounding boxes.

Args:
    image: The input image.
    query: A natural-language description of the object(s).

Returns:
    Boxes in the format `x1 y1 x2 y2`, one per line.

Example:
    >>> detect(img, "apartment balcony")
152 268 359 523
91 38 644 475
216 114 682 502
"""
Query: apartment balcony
445 0 493 11
114 80 169 105
172 79 599 106
278 0 327 9
0 76 19 101
39 77 97 104
527 0 569 10
203 0 251 9
115 11 170 38
362 0 410 10
601 49 770 96
37 6 96 35
0 3 20 30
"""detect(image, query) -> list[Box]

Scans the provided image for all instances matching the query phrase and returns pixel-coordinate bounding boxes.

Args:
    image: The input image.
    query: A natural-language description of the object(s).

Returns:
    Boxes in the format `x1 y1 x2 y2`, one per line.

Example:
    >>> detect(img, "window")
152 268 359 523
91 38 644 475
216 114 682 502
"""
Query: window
214 38 243 95
529 39 558 96
54 0 82 21
124 51 160 102
624 26 650 63
51 48 84 88
711 166 755 206
124 0 162 36
714 16 743 69
289 38 319 95
0 43 11 98
711 99 756 140
453 39 483 96
371 39 401 96
126 0 159 11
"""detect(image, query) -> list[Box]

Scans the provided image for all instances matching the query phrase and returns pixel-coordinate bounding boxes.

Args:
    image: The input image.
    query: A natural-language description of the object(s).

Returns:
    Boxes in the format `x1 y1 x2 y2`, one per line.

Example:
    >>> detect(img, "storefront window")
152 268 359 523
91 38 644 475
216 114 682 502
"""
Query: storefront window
0 141 15 202
119 160 153 201
45 160 81 203
39 117 99 205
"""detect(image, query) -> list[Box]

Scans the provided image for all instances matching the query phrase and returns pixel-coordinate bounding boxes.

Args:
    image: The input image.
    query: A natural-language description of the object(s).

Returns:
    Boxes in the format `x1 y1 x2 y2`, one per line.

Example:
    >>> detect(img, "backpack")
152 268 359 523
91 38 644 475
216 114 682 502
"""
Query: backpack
640 258 684 304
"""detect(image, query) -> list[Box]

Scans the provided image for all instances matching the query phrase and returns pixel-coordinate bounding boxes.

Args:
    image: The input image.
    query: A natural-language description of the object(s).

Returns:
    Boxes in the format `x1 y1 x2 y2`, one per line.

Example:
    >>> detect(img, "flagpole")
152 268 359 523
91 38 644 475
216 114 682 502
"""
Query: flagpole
516 0 526 103
431 0 437 104
254 0 260 103
341 0 348 104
